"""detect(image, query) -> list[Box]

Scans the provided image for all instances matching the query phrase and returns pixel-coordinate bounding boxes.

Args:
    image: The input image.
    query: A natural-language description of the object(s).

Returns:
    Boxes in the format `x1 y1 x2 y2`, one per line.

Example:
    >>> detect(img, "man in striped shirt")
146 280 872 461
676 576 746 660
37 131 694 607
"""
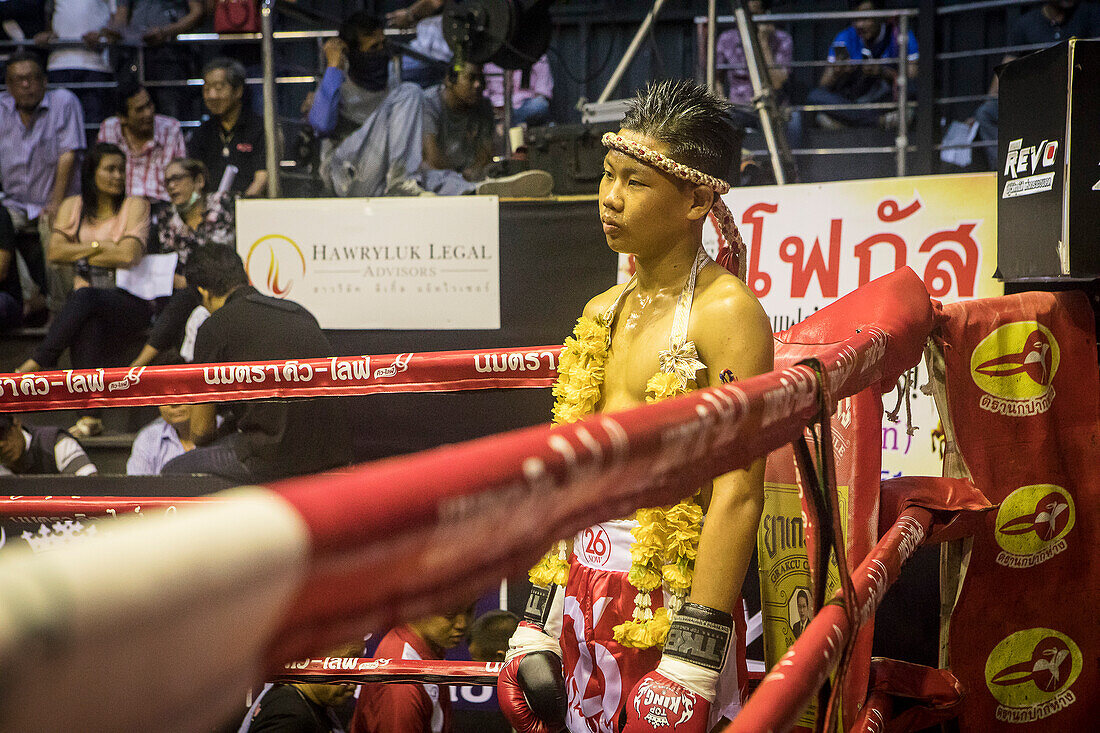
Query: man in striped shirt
97 77 186 203
0 413 97 476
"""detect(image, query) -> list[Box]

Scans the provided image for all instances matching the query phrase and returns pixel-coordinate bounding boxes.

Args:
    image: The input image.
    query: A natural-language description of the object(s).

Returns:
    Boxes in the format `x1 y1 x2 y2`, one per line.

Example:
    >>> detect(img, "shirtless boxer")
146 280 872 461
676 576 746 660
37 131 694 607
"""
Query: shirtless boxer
499 80 772 732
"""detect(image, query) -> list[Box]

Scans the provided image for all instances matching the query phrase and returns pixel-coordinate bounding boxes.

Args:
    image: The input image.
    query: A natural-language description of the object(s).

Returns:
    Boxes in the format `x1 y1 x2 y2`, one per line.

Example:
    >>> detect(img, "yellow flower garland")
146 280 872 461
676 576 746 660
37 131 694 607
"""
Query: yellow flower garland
530 314 704 649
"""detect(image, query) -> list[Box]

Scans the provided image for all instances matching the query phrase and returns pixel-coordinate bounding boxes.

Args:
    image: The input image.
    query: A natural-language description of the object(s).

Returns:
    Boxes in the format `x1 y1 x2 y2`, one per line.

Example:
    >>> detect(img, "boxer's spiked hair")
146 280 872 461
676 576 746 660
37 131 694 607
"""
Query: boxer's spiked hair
620 79 735 181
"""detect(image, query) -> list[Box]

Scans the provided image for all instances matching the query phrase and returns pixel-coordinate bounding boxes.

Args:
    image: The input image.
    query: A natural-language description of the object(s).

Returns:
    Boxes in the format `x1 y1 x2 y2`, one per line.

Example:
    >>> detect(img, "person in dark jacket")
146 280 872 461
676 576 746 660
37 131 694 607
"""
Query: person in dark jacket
160 245 350 483
0 413 97 475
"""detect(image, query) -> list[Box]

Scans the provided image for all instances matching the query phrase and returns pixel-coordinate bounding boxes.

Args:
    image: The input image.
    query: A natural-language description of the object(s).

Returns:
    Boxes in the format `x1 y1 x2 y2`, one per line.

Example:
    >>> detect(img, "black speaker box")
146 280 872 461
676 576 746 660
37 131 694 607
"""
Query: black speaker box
998 39 1100 281
524 122 621 195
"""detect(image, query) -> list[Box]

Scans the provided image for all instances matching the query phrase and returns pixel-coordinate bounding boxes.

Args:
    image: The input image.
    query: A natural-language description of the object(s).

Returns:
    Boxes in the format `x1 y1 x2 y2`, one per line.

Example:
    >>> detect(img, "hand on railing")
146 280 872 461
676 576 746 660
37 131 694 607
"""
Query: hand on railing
31 28 123 50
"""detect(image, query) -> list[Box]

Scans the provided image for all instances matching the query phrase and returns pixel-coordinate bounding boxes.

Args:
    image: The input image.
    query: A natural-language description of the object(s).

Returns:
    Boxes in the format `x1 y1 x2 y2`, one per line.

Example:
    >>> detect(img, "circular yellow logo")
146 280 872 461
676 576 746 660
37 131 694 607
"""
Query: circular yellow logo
995 484 1075 558
985 628 1082 708
970 322 1059 401
245 235 307 298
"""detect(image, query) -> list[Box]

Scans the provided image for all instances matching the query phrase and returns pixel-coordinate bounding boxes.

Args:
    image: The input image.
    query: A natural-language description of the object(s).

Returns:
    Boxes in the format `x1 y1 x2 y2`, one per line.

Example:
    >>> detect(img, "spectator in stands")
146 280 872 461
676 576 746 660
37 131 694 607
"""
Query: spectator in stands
115 1 204 120
0 413 97 476
809 0 917 129
189 58 268 197
127 402 212 475
716 0 799 142
0 50 85 320
467 610 519 664
422 62 494 187
973 0 1100 169
484 55 553 128
308 11 426 197
452 610 518 733
310 13 550 197
130 157 232 368
240 641 361 733
16 143 153 438
414 61 553 196
386 0 444 29
33 0 123 124
161 245 351 483
97 78 187 204
400 15 452 87
0 208 25 332
351 608 473 733
0 1 46 43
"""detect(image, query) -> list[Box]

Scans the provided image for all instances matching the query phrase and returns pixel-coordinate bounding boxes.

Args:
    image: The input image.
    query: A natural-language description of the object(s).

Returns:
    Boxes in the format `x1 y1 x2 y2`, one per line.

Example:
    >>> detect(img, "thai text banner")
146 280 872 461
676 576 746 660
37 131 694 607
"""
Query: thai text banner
690 172 1002 478
235 197 501 330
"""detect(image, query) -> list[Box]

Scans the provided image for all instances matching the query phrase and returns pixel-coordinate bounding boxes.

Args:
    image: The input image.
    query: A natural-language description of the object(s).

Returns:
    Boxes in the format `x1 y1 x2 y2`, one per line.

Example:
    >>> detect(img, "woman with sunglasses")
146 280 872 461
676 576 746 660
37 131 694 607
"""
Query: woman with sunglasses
130 157 235 368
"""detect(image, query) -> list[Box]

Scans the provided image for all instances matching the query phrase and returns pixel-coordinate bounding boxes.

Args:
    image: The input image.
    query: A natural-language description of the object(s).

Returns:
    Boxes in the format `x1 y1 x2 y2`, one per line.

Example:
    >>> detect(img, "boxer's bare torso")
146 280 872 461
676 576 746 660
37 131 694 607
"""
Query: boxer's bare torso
584 263 767 414
590 128 773 613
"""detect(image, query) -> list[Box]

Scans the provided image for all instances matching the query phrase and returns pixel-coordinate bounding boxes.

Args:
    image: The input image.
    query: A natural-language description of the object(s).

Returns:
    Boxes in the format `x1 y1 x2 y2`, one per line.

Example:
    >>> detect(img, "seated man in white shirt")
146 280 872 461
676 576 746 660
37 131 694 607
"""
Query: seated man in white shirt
127 403 216 475
0 413 97 476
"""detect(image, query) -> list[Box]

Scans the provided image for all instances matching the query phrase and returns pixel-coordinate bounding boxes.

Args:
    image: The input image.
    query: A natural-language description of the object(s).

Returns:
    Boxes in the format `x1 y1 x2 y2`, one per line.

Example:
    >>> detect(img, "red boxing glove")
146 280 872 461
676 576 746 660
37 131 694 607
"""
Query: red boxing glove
620 670 710 733
498 644 567 733
620 602 733 733
498 584 567 733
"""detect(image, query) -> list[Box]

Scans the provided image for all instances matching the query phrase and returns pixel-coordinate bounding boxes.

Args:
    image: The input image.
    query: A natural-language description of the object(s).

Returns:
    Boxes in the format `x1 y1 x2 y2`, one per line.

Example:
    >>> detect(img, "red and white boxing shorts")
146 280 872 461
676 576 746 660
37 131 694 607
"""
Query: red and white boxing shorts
560 519 742 732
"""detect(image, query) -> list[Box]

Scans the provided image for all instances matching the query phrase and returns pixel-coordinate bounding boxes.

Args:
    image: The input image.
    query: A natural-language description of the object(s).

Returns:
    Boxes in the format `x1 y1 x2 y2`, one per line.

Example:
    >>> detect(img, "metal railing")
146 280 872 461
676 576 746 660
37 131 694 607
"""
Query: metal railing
2 0 1047 187
694 0 1051 177
697 7 916 176
0 19 418 192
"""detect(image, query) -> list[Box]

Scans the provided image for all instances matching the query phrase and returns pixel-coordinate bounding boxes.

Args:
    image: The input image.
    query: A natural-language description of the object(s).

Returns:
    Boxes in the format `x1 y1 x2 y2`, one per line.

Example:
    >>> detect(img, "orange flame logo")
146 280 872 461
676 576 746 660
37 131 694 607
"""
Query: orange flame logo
245 235 306 299
266 244 291 296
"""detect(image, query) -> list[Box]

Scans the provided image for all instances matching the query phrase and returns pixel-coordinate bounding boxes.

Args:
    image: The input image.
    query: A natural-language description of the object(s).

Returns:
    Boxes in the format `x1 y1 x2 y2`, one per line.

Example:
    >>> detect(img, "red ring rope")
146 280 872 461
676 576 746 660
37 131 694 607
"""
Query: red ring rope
271 658 502 686
0 346 559 412
0 269 936 733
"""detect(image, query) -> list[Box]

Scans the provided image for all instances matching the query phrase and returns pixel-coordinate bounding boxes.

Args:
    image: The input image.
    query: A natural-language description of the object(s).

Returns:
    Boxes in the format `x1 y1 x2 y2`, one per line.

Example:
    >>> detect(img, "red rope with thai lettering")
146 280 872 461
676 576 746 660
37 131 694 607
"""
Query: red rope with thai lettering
0 346 559 412
0 270 943 733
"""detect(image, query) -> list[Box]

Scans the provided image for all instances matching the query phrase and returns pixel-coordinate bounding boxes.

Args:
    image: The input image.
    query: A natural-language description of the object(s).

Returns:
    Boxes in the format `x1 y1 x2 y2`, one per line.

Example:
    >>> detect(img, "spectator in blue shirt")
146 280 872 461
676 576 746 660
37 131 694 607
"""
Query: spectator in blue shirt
809 0 918 128
0 51 85 317
127 402 217 475
307 12 426 197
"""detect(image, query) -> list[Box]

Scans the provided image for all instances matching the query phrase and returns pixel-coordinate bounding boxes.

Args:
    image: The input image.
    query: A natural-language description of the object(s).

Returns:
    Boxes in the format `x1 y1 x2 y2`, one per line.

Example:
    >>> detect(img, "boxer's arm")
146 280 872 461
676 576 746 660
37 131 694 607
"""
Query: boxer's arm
622 283 772 731
689 283 772 614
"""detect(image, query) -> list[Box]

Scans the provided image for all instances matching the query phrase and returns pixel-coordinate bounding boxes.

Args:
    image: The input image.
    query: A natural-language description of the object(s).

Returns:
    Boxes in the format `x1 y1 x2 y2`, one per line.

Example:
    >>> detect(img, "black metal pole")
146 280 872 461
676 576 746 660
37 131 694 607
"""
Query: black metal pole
914 0 937 175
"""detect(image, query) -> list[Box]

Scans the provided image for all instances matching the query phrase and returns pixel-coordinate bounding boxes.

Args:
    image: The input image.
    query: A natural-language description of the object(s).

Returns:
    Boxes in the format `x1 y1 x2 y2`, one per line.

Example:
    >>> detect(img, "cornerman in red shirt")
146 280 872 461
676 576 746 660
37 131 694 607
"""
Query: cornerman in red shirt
351 608 472 733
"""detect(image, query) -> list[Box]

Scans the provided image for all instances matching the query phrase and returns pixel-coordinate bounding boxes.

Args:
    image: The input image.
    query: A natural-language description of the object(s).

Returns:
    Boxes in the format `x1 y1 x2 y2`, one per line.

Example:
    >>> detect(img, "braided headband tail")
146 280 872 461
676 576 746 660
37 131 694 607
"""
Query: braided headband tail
602 133 747 281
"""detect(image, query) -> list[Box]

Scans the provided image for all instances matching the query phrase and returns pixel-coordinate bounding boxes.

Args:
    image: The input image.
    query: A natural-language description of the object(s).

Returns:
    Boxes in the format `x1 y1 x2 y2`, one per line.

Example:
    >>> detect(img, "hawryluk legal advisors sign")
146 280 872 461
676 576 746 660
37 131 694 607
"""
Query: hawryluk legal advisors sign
235 197 501 329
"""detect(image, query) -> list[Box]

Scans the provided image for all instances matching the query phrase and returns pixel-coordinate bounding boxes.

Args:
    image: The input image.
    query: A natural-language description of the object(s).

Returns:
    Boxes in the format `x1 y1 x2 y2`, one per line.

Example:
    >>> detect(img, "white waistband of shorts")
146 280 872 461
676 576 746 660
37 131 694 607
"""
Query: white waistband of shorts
572 518 637 573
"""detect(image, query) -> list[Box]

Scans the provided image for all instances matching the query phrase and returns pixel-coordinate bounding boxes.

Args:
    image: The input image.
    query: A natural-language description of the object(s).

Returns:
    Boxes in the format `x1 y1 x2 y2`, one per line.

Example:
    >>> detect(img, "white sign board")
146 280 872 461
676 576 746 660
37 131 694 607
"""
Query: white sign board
618 172 1001 479
235 197 501 329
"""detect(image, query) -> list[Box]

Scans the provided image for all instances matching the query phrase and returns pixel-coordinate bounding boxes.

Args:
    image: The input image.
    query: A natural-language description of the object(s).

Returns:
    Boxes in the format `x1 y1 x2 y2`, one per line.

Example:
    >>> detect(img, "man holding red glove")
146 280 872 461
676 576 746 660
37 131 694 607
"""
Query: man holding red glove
499 79 771 732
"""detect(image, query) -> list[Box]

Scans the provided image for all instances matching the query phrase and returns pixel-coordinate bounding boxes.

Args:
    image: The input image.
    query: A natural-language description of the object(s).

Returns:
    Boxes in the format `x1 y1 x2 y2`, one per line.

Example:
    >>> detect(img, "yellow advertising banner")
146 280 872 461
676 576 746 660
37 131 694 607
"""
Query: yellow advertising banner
759 479 850 728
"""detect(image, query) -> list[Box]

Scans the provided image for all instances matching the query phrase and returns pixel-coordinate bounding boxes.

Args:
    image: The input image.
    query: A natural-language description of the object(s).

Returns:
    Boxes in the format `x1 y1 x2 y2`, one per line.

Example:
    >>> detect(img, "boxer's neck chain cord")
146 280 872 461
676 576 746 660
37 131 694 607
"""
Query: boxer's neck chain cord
601 133 748 281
